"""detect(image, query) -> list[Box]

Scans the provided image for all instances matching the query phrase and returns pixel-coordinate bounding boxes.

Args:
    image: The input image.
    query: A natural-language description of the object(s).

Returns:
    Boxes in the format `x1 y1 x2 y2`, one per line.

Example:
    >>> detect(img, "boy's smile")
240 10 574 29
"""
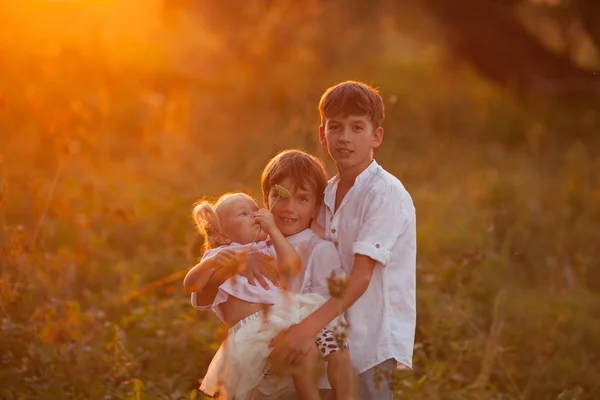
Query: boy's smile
335 147 353 157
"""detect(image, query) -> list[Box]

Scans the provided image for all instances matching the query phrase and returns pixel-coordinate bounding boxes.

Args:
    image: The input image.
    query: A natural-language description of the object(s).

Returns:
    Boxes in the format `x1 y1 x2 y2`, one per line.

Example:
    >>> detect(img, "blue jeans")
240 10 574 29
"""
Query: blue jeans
356 359 396 400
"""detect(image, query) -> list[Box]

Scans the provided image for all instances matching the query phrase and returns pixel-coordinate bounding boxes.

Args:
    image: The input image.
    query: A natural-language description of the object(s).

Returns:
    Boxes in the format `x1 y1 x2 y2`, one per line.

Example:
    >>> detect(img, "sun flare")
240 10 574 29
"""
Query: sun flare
1 0 168 64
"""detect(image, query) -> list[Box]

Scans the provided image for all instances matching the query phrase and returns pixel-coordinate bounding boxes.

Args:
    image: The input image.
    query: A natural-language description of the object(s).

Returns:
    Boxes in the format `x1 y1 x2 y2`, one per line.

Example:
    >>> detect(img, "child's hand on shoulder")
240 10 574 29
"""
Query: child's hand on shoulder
254 209 278 234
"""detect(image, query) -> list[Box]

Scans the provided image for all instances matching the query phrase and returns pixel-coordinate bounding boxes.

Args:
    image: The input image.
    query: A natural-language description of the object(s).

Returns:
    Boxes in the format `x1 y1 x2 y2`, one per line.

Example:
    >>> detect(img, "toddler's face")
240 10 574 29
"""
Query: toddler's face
217 195 267 245
268 177 319 237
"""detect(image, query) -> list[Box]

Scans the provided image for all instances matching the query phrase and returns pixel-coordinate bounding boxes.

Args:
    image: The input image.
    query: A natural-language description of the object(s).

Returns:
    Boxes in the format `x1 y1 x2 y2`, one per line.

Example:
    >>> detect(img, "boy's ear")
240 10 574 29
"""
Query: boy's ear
372 126 384 149
318 126 327 148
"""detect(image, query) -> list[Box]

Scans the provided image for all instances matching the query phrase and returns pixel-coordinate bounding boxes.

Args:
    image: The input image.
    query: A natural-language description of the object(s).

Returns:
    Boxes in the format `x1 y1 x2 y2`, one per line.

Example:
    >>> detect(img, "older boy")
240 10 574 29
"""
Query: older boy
270 81 417 399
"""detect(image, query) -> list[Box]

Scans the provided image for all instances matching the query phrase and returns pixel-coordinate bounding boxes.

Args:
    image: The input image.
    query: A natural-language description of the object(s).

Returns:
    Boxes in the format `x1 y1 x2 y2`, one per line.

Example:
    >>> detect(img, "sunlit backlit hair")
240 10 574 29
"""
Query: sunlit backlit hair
318 80 385 128
192 192 255 251
261 150 328 208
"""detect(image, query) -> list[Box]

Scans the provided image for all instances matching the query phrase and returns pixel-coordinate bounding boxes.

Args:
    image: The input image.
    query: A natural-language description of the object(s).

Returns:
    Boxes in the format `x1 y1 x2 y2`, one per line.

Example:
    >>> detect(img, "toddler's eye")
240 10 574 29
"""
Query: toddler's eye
239 211 249 216
299 197 308 203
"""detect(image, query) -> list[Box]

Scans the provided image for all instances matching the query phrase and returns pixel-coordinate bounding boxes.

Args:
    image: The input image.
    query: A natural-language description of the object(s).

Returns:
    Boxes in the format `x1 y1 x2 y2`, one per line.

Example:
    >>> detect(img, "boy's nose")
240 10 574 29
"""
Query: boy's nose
280 197 294 211
338 129 351 143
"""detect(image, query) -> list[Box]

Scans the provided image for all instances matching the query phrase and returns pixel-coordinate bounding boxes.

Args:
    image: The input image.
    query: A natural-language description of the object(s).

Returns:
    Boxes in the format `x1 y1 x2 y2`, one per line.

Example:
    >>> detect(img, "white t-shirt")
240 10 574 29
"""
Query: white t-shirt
318 160 417 373
286 228 344 390
286 228 343 299
191 230 344 322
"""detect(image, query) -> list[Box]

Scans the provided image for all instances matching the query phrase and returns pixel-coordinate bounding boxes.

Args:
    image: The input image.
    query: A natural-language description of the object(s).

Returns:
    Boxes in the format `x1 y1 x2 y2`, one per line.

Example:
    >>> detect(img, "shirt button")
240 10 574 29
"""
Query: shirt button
331 228 336 234
334 241 339 247
330 216 333 221
375 243 381 249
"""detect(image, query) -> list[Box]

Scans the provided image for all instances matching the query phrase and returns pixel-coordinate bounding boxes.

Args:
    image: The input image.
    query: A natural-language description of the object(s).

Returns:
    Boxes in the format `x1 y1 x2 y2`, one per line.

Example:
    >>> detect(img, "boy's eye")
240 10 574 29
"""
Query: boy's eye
353 125 363 131
329 125 339 130
299 197 308 203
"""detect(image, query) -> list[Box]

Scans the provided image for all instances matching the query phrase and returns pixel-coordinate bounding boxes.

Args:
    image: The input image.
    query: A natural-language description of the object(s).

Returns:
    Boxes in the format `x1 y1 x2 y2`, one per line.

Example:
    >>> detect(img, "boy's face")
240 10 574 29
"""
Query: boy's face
319 114 383 175
267 177 319 237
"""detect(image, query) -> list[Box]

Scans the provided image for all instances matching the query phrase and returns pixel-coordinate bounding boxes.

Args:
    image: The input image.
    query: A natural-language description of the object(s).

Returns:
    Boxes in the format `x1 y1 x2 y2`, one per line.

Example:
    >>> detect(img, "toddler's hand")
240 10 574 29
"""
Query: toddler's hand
254 209 277 234
207 249 238 272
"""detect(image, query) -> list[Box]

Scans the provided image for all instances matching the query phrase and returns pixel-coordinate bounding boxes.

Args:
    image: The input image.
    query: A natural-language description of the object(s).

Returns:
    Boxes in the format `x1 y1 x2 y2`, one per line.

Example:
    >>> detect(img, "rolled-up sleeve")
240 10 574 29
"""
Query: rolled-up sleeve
352 184 412 266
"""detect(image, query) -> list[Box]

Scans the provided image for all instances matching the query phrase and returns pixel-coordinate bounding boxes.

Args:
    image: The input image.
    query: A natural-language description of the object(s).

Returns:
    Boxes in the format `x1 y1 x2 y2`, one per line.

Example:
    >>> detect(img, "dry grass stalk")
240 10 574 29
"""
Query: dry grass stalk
468 288 506 392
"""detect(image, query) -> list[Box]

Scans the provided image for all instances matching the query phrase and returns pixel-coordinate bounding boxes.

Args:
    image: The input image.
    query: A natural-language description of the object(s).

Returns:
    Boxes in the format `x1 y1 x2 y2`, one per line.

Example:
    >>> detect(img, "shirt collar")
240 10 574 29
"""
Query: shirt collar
228 230 312 249
354 160 379 186
324 160 379 211
285 229 314 246
227 239 272 249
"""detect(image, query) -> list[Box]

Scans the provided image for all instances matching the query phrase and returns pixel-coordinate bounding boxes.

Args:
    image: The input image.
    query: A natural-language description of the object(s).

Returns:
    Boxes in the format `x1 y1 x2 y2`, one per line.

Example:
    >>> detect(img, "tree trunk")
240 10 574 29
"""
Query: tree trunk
422 0 600 103
573 0 600 53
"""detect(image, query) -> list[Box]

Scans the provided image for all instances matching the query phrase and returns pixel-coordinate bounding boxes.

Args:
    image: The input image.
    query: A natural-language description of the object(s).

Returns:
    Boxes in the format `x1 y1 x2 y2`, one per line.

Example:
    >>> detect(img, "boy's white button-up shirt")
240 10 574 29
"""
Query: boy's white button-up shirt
318 160 417 374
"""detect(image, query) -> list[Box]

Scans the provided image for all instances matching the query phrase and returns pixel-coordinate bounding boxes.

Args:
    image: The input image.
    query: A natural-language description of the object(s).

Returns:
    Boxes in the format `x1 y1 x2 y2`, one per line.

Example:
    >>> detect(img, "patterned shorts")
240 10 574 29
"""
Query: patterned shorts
263 328 349 377
315 328 349 358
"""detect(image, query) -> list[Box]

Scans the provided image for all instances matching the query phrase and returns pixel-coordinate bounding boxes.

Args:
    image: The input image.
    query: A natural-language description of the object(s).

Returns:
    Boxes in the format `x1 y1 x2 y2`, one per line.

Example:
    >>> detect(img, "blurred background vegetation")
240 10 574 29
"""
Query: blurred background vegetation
1 0 599 399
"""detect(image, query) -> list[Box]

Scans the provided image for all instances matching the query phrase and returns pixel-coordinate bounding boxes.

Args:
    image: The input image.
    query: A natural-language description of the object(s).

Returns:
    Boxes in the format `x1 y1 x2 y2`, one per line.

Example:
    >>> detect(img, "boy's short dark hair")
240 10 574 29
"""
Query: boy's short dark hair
261 150 328 208
318 80 385 128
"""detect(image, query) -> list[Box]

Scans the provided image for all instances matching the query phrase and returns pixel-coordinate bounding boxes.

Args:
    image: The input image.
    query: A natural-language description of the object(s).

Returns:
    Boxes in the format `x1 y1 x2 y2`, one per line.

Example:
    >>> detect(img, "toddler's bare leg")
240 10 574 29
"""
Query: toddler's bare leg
291 345 320 400
325 349 354 400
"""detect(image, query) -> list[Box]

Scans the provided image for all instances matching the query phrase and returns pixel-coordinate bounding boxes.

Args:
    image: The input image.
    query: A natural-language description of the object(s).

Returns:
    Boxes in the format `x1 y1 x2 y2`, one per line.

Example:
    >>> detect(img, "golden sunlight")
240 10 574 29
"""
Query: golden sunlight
1 0 169 66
